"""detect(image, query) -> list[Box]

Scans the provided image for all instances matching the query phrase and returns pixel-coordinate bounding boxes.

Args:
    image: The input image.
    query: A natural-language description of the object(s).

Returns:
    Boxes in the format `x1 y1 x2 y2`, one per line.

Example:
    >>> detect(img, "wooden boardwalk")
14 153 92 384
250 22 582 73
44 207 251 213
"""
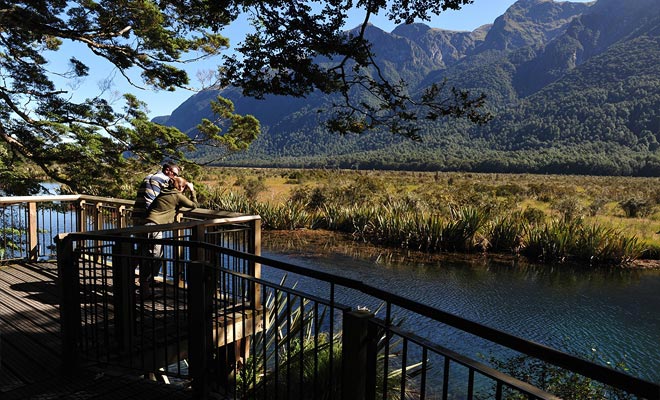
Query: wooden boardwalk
0 261 193 399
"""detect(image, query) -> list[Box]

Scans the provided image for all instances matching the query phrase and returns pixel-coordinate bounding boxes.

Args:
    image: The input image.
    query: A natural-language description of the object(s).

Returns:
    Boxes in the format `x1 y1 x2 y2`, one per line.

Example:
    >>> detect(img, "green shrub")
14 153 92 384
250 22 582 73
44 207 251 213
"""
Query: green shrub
522 207 545 226
289 186 328 211
588 198 607 216
552 196 584 221
494 183 525 197
619 198 651 218
244 178 267 201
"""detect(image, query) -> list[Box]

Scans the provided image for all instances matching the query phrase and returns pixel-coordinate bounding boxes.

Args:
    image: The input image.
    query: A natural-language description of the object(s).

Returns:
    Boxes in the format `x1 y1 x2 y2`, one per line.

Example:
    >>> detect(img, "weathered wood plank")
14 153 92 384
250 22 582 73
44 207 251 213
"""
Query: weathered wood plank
0 263 61 308
0 331 55 384
0 264 63 385
0 267 63 362
0 360 25 393
2 366 190 400
0 281 61 337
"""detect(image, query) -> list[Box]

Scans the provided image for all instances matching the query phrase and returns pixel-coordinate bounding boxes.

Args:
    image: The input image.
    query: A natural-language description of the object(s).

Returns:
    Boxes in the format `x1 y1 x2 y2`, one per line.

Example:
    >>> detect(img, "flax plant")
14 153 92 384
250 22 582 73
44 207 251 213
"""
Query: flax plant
521 218 644 265
255 200 314 230
441 206 489 252
522 218 582 263
487 213 526 254
368 203 419 248
350 204 381 239
238 297 341 398
207 190 254 214
319 203 355 232
235 278 425 399
607 235 644 266
411 213 445 252
573 225 623 265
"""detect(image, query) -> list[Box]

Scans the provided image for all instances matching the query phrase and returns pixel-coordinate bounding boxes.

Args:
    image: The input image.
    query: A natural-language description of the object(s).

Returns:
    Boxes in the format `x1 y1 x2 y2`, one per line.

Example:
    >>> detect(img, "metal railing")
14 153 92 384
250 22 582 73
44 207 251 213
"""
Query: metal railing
3 195 658 399
56 219 263 395
57 231 659 400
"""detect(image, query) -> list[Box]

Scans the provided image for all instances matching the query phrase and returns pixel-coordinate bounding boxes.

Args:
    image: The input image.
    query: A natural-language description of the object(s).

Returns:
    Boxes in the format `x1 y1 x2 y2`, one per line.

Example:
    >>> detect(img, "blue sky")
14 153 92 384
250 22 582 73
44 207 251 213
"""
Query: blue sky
52 0 592 119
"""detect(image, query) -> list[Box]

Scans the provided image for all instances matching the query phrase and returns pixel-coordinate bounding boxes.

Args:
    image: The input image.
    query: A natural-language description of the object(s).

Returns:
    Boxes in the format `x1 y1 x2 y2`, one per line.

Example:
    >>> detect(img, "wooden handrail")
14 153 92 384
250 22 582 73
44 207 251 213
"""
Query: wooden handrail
0 194 260 262
0 194 134 205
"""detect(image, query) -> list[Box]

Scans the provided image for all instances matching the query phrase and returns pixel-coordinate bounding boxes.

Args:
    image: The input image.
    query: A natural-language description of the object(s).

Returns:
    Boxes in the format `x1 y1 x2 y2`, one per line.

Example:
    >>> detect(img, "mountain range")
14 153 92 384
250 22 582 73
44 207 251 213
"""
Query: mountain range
157 0 660 176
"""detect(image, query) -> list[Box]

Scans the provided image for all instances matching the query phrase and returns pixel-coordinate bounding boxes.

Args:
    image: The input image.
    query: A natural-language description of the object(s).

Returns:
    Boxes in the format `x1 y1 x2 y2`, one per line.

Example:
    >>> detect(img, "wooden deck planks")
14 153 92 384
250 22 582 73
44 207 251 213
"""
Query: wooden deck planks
1 262 61 308
2 367 191 400
0 262 194 399
0 263 62 388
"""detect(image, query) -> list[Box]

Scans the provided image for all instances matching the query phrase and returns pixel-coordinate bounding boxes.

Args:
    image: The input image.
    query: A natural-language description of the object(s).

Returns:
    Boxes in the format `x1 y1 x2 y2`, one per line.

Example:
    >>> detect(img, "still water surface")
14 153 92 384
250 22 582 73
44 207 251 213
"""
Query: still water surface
262 230 660 385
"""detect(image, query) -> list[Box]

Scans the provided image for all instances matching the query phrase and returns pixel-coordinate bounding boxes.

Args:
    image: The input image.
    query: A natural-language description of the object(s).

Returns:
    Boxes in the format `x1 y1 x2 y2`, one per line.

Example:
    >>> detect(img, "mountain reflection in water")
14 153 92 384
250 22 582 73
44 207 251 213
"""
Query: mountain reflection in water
262 230 660 385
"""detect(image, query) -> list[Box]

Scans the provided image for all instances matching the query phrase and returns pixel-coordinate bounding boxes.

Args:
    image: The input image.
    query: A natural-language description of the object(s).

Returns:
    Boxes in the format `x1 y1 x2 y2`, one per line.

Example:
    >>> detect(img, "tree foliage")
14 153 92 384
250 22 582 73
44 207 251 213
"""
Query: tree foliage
0 0 258 195
0 0 488 195
221 0 488 138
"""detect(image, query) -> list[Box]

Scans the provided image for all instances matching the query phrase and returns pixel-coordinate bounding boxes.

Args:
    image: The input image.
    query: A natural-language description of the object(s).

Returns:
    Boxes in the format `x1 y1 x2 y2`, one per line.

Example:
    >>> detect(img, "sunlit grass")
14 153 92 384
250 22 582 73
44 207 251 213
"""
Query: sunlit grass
587 214 660 259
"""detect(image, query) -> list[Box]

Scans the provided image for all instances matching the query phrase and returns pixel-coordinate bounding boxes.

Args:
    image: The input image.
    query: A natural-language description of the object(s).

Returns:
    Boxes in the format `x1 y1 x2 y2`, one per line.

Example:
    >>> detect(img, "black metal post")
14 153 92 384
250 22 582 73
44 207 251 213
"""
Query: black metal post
112 241 134 352
56 234 81 369
342 309 377 400
188 260 214 399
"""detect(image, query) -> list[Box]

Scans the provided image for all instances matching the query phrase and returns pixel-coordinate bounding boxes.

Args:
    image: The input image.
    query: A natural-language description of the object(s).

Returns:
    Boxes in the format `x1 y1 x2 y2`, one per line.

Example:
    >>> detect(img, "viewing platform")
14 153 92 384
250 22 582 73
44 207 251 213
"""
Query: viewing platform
1 195 263 398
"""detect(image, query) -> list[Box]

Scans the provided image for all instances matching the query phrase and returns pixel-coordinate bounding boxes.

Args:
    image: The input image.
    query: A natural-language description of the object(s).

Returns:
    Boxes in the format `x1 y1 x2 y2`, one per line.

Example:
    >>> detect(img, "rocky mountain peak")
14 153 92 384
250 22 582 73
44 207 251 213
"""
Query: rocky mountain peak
481 0 592 51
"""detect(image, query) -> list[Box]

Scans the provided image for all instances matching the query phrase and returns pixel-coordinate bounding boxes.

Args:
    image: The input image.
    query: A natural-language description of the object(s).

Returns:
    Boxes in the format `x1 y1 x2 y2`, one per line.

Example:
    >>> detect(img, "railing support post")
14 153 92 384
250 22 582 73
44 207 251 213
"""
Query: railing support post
188 260 214 399
94 202 103 231
342 309 377 400
56 233 81 369
112 240 134 352
77 200 86 232
27 201 38 261
117 205 127 229
248 218 262 310
191 224 206 262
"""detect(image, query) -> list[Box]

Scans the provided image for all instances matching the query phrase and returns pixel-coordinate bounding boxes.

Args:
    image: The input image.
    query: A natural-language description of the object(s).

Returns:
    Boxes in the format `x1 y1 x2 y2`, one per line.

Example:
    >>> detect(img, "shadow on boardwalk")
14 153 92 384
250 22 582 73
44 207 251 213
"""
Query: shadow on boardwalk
0 262 192 399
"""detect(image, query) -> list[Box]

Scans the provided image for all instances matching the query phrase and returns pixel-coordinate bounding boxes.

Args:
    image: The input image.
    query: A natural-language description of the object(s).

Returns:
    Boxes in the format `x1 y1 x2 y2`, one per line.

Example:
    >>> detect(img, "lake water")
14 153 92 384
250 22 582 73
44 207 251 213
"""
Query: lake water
261 230 660 385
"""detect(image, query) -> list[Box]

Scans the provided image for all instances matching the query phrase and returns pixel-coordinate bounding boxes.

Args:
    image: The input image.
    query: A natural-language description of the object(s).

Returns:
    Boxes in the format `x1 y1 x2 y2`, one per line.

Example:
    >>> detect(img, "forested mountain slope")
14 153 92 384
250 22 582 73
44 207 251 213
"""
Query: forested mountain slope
158 0 660 176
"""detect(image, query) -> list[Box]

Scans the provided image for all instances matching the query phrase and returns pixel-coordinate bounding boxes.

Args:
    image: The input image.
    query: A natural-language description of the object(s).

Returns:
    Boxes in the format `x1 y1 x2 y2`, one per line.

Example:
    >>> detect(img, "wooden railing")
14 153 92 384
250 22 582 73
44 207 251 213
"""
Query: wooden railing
0 195 246 262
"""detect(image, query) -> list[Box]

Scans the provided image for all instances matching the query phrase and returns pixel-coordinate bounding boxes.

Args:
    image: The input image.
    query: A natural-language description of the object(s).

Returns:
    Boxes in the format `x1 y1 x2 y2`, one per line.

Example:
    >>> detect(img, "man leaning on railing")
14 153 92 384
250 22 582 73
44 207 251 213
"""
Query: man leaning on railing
131 163 180 298
132 163 181 225
139 176 197 298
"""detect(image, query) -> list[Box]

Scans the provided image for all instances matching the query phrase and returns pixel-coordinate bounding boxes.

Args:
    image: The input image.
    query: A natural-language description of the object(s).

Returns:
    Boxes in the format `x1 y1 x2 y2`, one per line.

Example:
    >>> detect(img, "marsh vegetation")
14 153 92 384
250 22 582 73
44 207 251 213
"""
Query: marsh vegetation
196 168 660 267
